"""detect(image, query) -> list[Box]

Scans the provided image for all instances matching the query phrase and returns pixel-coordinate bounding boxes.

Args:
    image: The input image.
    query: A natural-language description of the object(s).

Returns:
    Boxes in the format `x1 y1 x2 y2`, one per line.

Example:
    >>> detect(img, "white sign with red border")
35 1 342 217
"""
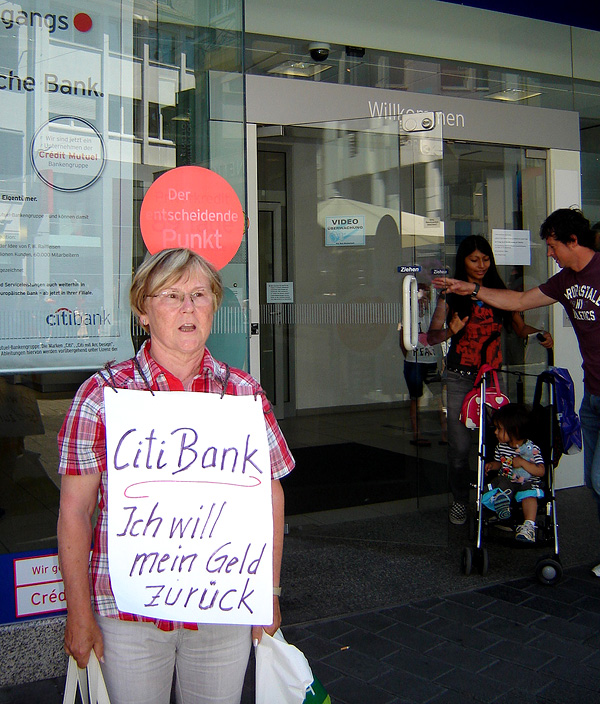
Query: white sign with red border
14 554 66 618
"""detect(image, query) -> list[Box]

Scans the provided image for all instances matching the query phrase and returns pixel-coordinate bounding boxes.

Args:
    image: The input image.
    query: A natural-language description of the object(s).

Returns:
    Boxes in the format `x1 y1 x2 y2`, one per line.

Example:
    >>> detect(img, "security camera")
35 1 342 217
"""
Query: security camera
401 112 435 133
308 42 330 62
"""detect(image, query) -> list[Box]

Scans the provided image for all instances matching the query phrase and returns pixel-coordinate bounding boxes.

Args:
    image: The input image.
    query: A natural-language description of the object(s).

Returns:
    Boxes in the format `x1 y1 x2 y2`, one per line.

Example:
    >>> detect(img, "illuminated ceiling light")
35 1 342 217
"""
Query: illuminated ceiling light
488 88 542 102
267 60 332 77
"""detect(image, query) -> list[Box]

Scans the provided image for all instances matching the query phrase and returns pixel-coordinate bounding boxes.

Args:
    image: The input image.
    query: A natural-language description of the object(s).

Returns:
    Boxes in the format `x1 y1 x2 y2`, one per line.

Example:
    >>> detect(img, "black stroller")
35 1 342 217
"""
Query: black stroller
461 368 565 585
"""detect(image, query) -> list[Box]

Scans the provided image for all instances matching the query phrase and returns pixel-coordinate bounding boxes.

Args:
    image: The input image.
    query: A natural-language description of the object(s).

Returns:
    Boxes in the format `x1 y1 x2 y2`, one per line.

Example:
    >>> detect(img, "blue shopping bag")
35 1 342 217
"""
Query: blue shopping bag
549 367 582 455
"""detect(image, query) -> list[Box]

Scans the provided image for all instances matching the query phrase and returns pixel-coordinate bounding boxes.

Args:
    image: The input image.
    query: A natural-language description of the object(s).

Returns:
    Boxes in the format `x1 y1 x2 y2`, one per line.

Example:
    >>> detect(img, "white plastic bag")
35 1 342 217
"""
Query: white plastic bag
255 629 314 704
62 651 111 704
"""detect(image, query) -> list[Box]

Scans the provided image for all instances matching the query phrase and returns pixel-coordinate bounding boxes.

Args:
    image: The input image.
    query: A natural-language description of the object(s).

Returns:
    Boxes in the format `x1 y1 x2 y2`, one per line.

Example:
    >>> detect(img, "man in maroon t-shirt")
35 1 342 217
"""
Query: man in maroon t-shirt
434 208 600 574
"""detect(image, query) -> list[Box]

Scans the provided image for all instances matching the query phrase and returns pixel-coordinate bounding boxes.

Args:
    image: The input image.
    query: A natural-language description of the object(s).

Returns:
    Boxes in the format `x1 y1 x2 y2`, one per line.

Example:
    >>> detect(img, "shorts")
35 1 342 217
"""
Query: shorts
403 361 440 399
482 474 544 509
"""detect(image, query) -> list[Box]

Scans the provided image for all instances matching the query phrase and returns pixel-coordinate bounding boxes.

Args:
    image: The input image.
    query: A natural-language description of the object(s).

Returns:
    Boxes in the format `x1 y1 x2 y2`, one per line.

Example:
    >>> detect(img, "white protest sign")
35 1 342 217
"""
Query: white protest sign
104 389 273 625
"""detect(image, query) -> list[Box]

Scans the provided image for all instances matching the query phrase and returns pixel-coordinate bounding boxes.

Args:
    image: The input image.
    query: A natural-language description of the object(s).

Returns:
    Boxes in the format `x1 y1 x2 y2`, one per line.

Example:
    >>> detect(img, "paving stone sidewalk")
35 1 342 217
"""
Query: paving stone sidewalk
3 486 600 704
262 565 600 704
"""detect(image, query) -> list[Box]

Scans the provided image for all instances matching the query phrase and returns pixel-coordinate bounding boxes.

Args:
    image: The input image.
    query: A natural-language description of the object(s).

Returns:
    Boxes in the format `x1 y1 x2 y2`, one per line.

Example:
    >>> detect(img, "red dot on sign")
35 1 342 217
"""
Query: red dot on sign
139 166 245 270
73 13 93 32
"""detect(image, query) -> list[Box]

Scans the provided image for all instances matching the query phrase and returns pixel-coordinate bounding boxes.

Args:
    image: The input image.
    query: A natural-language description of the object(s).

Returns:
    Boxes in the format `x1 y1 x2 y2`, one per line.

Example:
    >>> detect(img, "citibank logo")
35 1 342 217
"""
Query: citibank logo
0 9 92 34
46 308 111 327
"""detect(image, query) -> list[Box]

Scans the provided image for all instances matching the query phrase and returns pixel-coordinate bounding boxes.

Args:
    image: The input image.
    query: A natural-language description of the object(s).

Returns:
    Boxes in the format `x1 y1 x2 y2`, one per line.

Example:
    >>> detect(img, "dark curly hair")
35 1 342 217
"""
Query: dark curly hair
540 208 594 249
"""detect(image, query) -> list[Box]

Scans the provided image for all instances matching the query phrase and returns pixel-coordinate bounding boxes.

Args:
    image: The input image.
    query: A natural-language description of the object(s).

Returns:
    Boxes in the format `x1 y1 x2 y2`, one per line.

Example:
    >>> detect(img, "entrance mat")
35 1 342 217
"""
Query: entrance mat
282 442 447 514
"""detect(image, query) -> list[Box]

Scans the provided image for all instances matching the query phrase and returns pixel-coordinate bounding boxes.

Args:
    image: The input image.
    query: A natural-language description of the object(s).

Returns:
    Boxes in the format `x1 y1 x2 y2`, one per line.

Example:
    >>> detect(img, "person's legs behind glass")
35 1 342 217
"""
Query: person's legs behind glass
404 361 431 446
446 371 476 524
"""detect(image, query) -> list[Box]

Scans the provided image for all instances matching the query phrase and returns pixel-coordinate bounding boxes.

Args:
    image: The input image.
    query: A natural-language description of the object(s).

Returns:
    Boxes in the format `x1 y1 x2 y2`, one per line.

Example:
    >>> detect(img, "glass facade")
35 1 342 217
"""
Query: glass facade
245 34 600 224
241 9 587 532
252 114 552 522
0 0 246 622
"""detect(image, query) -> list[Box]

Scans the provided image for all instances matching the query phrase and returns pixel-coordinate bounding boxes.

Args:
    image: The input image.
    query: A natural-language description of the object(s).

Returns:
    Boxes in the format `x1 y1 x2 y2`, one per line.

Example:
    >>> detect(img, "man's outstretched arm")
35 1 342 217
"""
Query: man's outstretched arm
432 277 556 312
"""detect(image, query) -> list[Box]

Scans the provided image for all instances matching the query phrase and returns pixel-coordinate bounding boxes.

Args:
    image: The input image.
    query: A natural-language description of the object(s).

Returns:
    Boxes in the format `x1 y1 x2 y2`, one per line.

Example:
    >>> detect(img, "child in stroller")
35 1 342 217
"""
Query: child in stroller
482 403 545 542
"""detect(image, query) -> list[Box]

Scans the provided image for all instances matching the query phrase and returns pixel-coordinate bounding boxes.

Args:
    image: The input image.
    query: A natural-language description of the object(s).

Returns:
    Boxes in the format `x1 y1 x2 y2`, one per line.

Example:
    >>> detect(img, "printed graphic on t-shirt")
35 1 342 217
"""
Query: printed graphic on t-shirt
451 303 503 369
496 440 544 479
538 253 600 395
494 440 544 493
563 283 600 322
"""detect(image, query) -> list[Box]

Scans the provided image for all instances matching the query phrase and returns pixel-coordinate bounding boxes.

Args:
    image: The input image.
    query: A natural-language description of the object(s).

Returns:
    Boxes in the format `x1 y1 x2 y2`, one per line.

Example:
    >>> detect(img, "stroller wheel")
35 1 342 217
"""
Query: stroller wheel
461 547 473 576
478 547 489 576
536 557 562 585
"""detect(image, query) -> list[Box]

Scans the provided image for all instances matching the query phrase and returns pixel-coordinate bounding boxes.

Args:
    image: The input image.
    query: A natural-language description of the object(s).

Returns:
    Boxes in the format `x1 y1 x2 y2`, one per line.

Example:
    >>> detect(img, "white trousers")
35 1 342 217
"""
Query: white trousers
97 616 251 704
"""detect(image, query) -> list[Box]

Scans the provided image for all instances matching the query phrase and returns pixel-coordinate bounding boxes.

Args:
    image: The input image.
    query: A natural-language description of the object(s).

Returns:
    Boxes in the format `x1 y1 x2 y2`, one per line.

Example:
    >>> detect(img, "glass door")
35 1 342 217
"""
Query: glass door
255 113 449 529
258 201 293 417
397 114 447 504
256 147 294 419
442 142 551 402
252 123 550 544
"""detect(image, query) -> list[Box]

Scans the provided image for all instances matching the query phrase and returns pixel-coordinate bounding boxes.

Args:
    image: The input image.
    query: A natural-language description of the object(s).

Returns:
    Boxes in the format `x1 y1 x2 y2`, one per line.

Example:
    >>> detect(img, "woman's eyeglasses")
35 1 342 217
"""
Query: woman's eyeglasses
146 290 213 308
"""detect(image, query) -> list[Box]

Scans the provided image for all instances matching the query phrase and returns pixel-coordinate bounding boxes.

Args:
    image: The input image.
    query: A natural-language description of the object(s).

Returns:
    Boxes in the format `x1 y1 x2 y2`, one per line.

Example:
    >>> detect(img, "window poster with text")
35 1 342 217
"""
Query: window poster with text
0 0 134 372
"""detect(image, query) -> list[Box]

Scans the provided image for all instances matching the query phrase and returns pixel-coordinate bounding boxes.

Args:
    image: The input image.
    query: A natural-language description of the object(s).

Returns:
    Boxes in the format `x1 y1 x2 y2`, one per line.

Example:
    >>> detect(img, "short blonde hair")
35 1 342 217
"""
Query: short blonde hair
130 249 223 329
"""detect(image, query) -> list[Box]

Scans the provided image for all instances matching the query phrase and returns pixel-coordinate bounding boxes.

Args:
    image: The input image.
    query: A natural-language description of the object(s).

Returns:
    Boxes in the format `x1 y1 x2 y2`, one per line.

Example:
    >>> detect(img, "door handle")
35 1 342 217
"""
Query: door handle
402 275 418 351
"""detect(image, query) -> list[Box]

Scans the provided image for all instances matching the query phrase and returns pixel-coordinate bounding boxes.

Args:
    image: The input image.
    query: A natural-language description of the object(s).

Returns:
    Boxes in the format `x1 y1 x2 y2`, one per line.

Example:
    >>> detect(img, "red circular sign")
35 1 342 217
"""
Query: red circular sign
139 166 245 270
73 13 93 32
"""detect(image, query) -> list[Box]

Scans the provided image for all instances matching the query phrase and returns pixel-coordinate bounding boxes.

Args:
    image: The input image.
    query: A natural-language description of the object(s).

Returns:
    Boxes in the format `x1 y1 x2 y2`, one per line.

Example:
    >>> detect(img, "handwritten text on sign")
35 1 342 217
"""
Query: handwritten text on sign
104 389 273 625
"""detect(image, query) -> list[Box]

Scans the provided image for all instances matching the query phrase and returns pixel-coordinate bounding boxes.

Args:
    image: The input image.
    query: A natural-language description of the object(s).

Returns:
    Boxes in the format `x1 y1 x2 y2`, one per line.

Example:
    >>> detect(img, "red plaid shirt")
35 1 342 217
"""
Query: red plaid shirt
58 341 294 630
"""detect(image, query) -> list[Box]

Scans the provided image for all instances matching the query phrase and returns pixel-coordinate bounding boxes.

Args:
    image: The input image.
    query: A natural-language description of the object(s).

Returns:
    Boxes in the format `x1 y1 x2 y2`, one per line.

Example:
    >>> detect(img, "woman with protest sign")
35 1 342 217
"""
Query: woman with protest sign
57 248 294 704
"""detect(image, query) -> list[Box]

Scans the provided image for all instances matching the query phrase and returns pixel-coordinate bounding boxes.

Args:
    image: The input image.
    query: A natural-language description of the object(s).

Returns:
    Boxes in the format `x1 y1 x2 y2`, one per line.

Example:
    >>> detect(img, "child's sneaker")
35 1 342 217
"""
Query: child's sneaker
516 521 536 543
449 501 467 525
491 490 511 520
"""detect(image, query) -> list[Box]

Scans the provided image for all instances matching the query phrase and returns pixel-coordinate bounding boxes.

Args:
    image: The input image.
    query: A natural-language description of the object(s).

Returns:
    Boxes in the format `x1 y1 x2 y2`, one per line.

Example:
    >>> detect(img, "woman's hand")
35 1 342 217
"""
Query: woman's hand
537 331 554 349
64 611 104 668
252 594 281 645
448 312 468 336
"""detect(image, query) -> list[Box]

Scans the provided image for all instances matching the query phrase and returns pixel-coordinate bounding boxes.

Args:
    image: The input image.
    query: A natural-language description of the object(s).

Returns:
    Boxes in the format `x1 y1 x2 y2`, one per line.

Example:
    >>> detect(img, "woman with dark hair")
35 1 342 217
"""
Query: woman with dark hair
427 235 553 525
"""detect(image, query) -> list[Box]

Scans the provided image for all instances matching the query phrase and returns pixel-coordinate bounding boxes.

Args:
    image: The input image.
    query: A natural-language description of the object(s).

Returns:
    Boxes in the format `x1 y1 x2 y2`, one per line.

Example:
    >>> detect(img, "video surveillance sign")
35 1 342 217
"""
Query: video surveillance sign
325 215 366 247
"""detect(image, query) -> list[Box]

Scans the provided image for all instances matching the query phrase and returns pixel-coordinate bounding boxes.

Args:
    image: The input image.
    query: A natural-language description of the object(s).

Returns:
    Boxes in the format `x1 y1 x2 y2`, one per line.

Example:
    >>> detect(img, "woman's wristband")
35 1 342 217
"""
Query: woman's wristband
273 586 282 597
471 283 480 300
